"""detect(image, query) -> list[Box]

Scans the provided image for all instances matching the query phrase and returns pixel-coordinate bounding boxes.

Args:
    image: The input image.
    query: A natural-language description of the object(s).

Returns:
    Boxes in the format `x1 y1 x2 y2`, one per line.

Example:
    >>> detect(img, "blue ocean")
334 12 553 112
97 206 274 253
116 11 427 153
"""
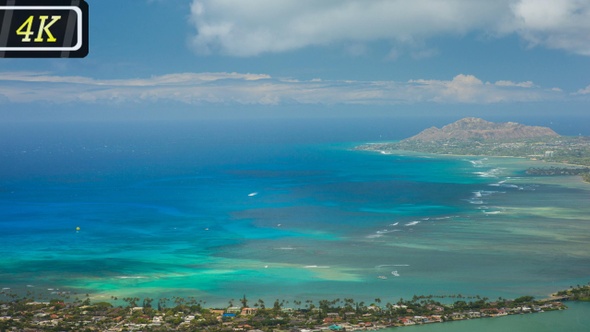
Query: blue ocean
1 117 589 321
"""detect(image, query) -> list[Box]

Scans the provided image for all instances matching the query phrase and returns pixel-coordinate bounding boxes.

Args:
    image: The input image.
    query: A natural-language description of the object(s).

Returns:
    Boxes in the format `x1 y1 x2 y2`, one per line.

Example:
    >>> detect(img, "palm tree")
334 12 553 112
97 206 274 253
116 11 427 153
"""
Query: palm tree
143 298 153 309
257 298 265 309
240 295 248 308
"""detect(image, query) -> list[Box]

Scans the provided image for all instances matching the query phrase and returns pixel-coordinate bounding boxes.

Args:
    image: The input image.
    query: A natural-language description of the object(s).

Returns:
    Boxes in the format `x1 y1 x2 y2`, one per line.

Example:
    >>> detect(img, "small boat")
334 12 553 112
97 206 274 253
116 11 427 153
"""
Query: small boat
391 271 400 277
248 192 258 197
378 276 387 279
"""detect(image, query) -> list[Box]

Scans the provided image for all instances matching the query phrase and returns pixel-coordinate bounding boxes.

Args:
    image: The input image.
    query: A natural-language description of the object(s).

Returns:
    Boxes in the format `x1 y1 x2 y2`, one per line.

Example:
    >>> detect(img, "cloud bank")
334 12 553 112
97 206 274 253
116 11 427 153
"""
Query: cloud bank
189 0 590 56
0 72 566 106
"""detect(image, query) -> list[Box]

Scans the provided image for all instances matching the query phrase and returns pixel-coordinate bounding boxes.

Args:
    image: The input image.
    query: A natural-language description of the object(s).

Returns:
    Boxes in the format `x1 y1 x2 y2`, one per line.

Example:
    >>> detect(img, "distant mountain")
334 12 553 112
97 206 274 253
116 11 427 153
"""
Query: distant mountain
404 117 559 142
355 118 590 173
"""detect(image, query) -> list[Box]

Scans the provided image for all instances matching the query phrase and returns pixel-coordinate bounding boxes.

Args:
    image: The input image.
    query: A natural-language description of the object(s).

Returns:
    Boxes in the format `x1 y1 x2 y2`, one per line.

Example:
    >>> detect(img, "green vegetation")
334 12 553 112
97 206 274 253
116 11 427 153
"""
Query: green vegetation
357 136 590 182
359 136 590 165
0 286 578 331
554 284 590 302
356 118 590 182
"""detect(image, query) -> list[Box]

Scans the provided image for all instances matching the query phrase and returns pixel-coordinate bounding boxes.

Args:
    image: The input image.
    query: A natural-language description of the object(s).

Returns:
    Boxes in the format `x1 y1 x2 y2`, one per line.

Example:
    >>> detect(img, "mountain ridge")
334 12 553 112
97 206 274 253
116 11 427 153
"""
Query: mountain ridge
354 118 590 170
404 117 559 142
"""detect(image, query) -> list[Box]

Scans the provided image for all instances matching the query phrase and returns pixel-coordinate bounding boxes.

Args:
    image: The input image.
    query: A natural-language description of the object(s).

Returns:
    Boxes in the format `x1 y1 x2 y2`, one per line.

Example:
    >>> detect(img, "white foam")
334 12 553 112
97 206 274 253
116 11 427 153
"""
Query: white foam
490 182 521 190
474 168 503 178
376 229 400 234
405 221 420 226
376 264 409 268
366 234 383 239
479 190 503 196
433 216 452 220
304 265 330 269
467 158 488 167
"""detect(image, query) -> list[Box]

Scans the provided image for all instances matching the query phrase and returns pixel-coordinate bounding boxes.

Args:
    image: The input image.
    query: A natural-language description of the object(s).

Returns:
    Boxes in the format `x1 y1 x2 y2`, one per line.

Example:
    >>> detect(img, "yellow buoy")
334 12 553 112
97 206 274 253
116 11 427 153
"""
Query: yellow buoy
76 226 80 232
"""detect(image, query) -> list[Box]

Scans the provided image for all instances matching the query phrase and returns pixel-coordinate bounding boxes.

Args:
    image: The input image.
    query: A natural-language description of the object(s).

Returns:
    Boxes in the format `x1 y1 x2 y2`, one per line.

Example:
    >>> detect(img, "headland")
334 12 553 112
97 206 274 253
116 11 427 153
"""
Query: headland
355 117 590 181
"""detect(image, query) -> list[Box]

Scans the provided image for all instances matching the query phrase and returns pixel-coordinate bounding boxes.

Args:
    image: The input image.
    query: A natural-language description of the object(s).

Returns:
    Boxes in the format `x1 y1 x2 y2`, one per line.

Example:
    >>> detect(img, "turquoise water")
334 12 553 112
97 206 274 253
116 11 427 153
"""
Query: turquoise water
1 120 589 315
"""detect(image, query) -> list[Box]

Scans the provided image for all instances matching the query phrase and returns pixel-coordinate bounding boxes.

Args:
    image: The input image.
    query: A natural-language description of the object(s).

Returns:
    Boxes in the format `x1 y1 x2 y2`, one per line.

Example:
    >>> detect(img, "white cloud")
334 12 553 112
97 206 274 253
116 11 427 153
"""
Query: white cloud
0 71 270 85
408 74 557 103
508 0 590 55
574 85 590 95
495 80 535 88
189 0 510 56
0 71 564 106
188 0 590 56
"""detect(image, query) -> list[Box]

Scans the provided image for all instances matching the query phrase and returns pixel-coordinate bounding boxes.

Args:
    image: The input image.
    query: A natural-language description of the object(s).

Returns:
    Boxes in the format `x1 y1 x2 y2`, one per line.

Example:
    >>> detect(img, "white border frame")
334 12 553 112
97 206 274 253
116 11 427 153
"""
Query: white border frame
0 6 83 51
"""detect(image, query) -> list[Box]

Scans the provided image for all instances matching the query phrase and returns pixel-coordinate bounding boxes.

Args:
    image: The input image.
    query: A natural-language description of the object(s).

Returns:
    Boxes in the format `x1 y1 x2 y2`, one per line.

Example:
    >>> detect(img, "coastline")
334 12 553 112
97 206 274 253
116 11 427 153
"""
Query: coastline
383 302 590 332
359 144 590 184
1 285 582 332
2 137 589 331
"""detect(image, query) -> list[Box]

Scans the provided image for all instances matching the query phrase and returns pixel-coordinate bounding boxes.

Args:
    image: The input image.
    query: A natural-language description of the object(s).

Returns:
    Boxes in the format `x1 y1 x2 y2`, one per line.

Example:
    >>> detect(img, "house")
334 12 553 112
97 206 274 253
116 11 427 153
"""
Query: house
450 312 466 320
399 317 416 326
467 311 481 318
226 306 241 314
209 309 225 316
152 316 163 325
241 307 258 316
129 306 143 314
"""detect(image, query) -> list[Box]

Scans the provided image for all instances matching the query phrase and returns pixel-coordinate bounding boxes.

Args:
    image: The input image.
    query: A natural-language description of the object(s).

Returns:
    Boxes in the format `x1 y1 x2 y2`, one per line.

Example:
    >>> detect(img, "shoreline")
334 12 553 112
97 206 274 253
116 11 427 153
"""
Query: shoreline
2 285 583 332
359 144 590 183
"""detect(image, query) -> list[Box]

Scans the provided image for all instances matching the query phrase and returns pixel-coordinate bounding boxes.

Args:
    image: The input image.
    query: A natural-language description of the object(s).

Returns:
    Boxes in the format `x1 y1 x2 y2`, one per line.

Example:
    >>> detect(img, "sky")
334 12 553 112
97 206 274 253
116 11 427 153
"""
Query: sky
1 0 590 122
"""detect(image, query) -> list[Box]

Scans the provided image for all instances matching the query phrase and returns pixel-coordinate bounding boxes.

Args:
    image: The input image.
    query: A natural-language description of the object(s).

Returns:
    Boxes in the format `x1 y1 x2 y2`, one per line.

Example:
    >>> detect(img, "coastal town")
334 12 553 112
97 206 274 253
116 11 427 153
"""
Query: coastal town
2 284 587 332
